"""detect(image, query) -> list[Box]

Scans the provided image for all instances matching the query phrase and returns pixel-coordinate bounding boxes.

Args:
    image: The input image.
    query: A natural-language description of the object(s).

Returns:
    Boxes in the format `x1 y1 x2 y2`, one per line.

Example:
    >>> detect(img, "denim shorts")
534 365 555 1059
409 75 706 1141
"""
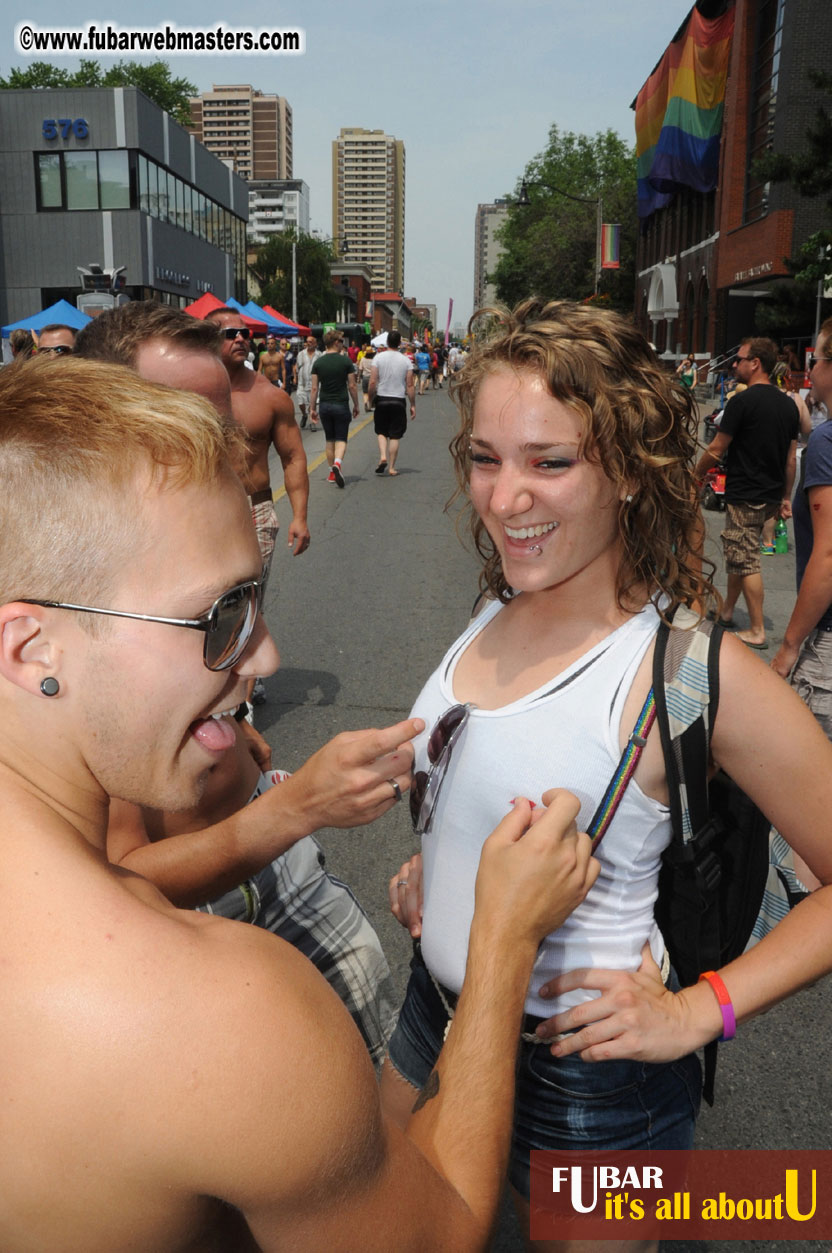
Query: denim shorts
387 948 702 1197
791 628 832 742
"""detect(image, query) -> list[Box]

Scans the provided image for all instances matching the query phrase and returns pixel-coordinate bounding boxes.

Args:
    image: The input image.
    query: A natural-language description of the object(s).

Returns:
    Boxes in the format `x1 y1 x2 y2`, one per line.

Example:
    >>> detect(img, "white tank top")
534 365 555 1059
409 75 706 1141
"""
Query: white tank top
413 598 670 1017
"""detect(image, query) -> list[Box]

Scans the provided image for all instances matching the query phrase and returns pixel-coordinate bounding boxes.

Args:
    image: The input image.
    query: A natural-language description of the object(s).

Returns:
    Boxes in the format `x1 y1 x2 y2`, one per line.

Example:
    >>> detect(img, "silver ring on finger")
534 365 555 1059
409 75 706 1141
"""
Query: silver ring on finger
388 778 403 804
397 879 409 888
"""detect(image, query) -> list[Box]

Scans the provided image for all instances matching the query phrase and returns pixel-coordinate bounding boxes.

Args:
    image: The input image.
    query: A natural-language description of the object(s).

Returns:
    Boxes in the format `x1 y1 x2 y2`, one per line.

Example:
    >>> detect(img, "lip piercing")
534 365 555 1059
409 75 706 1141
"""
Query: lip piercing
527 544 543 556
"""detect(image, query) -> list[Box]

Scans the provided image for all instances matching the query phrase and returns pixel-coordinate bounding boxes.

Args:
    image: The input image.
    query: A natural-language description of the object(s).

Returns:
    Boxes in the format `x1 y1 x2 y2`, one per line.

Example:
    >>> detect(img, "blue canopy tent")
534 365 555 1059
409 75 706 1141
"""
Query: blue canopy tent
2 299 92 337
241 300 297 336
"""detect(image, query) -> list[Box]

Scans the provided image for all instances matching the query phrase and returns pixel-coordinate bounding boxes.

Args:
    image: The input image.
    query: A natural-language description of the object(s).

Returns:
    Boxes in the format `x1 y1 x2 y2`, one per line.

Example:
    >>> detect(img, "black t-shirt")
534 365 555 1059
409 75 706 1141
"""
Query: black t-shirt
719 384 799 504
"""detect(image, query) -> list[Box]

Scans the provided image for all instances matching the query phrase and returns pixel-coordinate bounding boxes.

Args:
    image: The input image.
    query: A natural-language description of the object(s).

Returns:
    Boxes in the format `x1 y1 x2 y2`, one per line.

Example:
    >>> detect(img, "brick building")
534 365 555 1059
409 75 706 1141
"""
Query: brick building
634 0 831 370
188 85 293 182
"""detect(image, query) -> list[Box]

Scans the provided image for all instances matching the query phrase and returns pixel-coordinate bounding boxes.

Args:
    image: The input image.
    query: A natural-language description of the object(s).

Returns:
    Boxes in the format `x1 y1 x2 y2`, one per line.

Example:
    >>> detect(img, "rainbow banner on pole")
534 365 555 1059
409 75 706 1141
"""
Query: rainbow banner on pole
634 5 734 220
601 224 621 269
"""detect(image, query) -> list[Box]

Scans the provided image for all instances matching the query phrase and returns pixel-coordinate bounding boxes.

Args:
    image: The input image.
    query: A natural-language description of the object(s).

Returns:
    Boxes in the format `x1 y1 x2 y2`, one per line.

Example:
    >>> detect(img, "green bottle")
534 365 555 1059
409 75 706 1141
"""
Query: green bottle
774 518 789 554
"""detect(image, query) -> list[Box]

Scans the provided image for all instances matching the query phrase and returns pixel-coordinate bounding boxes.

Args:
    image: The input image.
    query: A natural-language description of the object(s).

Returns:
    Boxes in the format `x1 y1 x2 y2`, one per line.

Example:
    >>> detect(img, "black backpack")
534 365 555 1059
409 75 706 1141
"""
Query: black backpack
652 605 771 1104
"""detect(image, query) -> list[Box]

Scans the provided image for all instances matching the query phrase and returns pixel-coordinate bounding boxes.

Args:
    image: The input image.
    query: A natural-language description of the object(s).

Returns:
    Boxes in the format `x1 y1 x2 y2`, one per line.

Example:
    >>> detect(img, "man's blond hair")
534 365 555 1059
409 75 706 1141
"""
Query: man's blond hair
75 300 223 368
0 357 237 606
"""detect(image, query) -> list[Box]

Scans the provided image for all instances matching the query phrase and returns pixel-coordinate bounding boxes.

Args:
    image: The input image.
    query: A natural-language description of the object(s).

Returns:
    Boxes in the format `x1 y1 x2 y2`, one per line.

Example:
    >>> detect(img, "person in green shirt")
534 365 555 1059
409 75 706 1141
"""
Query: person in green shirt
310 330 359 487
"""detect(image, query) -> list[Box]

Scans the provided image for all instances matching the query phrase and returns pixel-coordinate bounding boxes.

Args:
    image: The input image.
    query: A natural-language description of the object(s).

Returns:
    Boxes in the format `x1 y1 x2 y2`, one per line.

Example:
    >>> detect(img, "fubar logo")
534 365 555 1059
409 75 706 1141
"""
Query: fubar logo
531 1151 830 1241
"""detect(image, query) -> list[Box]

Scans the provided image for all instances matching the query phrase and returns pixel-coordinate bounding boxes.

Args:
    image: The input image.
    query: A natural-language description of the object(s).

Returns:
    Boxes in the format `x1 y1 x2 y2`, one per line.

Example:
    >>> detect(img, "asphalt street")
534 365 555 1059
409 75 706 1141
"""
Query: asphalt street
257 384 829 1253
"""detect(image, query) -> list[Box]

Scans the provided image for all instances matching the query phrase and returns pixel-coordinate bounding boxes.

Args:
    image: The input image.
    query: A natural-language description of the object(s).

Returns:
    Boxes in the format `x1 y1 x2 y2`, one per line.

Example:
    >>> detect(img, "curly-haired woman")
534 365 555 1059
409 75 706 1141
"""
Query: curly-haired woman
382 299 832 1253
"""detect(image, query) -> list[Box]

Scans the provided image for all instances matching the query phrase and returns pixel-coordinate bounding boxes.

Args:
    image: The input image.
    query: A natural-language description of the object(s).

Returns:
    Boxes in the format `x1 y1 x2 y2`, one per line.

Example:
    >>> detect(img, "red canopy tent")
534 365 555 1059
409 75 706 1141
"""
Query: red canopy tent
183 292 269 335
262 305 310 336
182 292 226 318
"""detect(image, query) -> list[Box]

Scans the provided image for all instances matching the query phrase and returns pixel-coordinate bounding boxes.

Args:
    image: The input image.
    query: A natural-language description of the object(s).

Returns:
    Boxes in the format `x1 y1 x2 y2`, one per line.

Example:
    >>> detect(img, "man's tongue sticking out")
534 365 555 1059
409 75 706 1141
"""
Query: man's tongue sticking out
189 714 237 753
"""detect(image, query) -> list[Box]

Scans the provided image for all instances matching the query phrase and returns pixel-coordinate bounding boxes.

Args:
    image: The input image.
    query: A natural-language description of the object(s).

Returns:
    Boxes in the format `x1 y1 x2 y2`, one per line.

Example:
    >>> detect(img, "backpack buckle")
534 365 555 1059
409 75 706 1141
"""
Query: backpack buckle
691 846 722 893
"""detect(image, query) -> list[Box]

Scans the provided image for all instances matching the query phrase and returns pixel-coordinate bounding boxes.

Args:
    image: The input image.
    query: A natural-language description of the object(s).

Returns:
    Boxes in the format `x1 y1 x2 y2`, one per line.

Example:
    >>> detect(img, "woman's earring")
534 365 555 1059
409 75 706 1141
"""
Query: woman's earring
625 493 634 504
40 677 60 697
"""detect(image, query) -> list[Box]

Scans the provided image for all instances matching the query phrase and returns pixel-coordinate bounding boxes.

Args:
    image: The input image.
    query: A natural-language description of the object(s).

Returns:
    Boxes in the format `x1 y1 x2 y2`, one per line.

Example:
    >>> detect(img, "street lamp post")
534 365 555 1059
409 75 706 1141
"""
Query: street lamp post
517 177 603 296
291 239 297 324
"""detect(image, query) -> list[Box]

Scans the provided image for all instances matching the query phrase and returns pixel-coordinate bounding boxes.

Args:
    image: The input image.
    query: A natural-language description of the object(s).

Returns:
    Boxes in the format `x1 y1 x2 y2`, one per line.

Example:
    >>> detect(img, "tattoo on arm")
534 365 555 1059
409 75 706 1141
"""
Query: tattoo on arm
411 1070 440 1113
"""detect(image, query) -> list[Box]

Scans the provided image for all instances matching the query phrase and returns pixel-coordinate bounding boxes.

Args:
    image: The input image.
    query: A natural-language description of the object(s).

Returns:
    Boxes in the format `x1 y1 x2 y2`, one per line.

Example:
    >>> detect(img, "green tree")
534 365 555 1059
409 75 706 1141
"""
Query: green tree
251 231 339 325
491 126 637 312
0 59 196 125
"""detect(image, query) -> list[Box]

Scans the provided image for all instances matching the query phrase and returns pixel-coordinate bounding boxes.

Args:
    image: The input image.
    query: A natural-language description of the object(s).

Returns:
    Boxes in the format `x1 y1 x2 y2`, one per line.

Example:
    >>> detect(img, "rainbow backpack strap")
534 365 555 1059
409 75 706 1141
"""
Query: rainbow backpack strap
588 685 657 849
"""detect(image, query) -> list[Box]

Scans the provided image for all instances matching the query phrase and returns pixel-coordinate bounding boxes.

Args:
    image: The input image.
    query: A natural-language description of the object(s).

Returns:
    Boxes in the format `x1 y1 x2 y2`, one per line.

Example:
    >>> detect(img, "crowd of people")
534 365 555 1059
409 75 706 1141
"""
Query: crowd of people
1 298 831 1251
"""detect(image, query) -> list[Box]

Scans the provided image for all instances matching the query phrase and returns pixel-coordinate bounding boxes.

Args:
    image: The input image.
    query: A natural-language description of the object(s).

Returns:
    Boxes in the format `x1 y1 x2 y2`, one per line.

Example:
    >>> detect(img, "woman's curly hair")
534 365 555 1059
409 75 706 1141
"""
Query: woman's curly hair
448 298 715 618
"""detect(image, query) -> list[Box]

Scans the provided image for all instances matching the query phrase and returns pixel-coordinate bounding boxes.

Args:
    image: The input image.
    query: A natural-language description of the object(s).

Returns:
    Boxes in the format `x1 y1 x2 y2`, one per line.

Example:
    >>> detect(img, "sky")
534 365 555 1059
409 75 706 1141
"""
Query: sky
0 2 694 329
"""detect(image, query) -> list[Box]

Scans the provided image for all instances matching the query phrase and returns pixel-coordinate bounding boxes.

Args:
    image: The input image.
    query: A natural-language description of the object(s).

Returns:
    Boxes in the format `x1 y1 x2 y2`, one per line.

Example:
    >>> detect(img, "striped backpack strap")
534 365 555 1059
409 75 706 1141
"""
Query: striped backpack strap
653 603 718 849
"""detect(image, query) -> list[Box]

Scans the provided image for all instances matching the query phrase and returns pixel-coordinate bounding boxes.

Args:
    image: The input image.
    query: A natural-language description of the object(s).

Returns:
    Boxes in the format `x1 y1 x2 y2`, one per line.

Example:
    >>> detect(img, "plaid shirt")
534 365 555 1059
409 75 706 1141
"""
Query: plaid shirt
195 769 397 1068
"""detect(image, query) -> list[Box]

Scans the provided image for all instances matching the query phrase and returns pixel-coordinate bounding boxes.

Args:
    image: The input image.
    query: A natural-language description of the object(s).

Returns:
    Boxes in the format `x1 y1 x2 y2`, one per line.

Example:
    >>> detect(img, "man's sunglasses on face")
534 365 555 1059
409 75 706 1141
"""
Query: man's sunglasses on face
19 576 265 672
38 345 74 356
223 327 251 341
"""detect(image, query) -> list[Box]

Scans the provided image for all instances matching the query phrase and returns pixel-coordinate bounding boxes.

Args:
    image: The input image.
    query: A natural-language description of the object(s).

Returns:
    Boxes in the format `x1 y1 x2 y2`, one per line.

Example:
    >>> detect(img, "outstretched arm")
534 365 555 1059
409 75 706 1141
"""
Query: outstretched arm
170 790 598 1249
108 718 424 907
270 389 310 555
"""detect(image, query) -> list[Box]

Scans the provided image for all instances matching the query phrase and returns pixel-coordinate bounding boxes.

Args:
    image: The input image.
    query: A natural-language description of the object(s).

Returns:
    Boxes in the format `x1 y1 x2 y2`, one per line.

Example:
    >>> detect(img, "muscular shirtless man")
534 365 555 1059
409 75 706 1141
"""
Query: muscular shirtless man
258 333 285 388
0 354 597 1250
206 307 310 565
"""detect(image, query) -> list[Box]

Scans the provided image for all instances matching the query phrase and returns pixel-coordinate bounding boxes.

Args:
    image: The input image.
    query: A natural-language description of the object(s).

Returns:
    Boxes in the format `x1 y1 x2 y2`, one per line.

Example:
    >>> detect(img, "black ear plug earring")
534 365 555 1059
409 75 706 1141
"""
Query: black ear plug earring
40 677 60 697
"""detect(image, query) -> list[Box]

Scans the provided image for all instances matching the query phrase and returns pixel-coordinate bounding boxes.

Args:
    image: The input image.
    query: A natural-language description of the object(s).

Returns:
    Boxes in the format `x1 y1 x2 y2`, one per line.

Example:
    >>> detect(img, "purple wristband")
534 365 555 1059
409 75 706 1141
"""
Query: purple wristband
698 970 736 1042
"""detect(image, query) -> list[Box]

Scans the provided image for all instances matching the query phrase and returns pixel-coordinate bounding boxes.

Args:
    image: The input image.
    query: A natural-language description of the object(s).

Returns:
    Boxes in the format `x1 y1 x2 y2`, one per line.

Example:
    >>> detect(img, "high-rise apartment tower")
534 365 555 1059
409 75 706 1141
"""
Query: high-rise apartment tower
332 128 405 293
473 200 508 311
188 84 292 182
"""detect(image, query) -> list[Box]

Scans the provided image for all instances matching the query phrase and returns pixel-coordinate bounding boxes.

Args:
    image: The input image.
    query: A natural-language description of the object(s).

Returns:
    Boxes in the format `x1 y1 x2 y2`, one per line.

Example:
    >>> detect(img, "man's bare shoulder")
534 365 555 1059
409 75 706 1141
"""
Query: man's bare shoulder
3 864 388 1248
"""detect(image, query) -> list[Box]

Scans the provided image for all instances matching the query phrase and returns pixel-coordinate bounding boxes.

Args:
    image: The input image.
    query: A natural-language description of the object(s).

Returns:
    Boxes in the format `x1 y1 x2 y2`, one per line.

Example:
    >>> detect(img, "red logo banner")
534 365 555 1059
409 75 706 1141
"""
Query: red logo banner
530 1150 830 1241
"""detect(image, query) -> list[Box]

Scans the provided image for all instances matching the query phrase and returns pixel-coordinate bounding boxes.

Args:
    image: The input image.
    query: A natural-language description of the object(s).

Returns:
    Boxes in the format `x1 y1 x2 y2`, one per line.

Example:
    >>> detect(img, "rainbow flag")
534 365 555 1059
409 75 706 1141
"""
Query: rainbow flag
601 224 621 269
634 5 734 220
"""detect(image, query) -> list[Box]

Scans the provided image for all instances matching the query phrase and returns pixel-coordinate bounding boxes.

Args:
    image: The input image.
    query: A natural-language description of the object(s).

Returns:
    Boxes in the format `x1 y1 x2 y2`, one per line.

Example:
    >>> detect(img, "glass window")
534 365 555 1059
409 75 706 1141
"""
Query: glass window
152 162 164 219
183 183 193 235
138 154 150 214
167 171 176 226
150 162 161 219
65 151 99 210
38 153 62 208
98 150 130 210
196 191 206 240
175 177 184 230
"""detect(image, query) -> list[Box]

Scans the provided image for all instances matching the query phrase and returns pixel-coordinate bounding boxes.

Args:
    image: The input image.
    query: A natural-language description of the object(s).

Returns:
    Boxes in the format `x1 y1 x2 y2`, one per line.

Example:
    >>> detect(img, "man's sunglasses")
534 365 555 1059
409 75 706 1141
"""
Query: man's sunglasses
410 703 471 834
38 345 74 355
19 576 265 672
223 327 251 341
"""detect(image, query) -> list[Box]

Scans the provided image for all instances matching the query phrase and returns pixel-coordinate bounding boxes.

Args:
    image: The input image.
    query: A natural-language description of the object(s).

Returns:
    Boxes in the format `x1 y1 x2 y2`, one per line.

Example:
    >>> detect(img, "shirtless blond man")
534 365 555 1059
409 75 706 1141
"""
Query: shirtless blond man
207 307 310 562
75 301 406 1060
0 354 597 1250
258 333 285 388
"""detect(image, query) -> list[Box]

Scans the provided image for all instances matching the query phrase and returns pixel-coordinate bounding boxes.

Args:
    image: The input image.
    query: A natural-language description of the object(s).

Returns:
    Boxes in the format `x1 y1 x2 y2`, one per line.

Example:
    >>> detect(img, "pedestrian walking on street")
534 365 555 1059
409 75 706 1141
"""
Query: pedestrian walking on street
695 337 799 649
295 334 321 429
368 329 415 476
358 345 376 412
310 329 359 487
